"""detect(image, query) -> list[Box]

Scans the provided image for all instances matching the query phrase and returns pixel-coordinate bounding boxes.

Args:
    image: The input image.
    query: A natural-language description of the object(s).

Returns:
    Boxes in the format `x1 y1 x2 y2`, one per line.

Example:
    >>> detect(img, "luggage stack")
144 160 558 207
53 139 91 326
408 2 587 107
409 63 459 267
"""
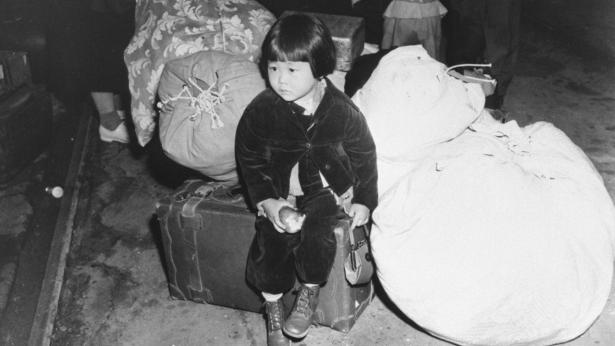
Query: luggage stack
156 179 373 332
0 50 52 183
282 11 365 72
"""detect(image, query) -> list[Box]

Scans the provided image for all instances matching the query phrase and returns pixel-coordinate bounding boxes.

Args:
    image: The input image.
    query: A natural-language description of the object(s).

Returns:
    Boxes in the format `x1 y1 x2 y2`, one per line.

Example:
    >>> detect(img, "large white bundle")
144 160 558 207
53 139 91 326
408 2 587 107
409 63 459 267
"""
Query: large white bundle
371 115 615 345
354 46 615 345
351 45 484 194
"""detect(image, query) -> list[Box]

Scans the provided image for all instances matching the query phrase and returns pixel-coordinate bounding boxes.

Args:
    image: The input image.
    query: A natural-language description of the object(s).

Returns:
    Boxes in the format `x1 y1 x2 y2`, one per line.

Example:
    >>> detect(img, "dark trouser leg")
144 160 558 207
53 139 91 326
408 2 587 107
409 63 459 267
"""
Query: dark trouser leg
484 0 521 108
284 189 339 338
294 190 340 285
245 189 339 294
444 0 486 66
246 216 300 294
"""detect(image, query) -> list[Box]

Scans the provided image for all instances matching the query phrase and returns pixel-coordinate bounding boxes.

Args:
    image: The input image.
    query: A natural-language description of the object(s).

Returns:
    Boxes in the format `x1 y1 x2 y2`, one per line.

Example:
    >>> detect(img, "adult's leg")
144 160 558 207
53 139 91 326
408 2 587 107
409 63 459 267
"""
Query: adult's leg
381 17 424 51
91 92 123 130
443 0 486 66
92 91 130 143
483 0 521 109
88 6 134 142
415 16 444 61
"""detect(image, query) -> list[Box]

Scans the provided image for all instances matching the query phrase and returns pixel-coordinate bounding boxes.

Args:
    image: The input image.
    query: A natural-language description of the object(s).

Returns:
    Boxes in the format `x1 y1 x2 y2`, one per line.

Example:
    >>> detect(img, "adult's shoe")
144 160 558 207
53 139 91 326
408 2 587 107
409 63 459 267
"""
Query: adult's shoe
99 122 130 143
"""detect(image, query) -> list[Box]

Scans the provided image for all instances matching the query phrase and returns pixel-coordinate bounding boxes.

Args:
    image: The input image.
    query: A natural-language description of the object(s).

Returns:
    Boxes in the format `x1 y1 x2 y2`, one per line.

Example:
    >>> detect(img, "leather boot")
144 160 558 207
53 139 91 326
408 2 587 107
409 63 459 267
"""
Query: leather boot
283 285 320 339
265 299 290 346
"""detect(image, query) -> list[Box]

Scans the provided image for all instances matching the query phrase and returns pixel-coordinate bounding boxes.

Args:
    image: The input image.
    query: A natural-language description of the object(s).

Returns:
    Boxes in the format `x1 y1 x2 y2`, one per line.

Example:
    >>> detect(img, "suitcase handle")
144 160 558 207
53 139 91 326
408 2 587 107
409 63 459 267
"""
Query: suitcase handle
174 182 219 202
174 182 243 204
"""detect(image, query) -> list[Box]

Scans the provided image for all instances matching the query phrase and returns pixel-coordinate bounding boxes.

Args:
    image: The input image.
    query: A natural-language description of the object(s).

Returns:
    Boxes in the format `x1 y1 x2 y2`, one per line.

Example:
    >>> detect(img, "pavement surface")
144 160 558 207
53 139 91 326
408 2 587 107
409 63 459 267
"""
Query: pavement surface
1 1 615 346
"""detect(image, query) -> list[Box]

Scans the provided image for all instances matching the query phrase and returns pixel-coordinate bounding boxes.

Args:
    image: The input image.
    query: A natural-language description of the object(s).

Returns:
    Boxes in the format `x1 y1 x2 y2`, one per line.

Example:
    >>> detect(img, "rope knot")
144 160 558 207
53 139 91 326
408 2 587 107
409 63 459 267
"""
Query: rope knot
160 77 229 129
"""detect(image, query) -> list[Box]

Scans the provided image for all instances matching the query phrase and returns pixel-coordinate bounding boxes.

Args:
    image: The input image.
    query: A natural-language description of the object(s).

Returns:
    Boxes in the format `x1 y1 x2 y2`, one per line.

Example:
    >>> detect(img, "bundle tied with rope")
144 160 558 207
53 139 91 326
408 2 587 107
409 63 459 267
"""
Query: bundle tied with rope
157 51 266 184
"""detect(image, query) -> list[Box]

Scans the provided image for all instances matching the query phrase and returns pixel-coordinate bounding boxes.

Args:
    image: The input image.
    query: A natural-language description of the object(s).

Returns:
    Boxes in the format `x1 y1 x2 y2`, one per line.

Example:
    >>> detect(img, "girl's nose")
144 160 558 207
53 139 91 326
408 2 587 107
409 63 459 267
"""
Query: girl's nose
277 70 289 84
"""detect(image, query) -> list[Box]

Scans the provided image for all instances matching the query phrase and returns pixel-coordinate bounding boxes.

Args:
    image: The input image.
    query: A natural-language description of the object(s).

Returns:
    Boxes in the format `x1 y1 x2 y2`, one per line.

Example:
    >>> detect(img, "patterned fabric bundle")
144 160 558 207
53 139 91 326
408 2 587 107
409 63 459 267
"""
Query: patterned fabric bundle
124 0 275 146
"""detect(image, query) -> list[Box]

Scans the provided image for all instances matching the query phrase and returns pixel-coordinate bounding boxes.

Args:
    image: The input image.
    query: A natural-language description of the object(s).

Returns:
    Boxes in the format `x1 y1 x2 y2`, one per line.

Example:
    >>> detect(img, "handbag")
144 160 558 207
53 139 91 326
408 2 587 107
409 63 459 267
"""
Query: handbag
344 225 375 285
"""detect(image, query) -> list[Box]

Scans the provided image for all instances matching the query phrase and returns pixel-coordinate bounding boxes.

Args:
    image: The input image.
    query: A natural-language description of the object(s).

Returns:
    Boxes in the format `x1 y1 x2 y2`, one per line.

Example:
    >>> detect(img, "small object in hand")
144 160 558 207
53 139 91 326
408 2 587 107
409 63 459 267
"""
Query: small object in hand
45 186 64 198
279 206 305 233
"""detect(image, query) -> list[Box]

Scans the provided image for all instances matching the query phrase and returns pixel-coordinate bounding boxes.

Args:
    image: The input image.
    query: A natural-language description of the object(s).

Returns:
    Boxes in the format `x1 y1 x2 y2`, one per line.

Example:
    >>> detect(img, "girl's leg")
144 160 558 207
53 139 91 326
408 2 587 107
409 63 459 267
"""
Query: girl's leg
247 219 298 346
262 292 290 346
284 189 340 339
246 217 300 295
294 190 340 284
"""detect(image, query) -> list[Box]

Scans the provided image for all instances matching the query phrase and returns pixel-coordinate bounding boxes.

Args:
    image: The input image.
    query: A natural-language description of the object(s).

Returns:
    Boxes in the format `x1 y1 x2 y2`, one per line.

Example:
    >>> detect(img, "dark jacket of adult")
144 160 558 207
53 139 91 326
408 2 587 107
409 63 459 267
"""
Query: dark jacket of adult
236 79 378 212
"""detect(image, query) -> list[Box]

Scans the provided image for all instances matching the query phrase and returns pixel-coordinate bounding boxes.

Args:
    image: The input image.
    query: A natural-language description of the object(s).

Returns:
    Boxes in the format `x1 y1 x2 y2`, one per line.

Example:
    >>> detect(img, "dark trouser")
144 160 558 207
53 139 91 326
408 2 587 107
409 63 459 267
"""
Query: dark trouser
246 189 342 294
443 0 521 109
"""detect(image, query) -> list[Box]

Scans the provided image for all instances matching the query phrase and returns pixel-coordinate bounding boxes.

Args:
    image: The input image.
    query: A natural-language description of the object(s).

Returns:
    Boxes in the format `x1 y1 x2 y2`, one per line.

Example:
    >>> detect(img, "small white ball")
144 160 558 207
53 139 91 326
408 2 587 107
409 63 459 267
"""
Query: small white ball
46 186 64 198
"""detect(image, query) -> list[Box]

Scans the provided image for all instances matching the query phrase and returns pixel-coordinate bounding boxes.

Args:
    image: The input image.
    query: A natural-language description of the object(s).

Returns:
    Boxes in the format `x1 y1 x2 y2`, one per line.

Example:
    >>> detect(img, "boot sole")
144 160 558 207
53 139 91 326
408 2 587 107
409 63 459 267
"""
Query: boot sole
99 136 129 144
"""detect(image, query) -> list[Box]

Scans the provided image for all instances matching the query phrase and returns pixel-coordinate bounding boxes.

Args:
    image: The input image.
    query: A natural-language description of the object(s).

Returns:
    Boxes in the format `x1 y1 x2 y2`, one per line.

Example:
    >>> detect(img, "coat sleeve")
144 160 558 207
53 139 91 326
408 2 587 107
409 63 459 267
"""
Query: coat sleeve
235 106 279 208
344 107 379 212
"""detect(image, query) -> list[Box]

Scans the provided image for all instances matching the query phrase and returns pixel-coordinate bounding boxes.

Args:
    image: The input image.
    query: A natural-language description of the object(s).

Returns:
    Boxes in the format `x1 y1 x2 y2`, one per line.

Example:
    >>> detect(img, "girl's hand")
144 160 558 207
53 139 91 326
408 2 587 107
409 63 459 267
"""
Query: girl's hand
258 198 293 233
347 203 370 229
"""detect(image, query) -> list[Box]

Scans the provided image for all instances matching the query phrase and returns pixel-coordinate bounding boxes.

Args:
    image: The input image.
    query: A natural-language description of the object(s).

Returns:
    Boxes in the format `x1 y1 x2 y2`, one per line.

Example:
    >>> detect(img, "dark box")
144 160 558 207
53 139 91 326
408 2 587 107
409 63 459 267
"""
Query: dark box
0 51 32 99
282 11 365 71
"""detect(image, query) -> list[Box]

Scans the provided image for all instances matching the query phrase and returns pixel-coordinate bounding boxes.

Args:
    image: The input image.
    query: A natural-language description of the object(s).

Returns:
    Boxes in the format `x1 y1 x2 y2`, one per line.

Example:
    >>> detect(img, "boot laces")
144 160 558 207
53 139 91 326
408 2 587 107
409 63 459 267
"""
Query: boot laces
295 288 315 317
267 301 283 330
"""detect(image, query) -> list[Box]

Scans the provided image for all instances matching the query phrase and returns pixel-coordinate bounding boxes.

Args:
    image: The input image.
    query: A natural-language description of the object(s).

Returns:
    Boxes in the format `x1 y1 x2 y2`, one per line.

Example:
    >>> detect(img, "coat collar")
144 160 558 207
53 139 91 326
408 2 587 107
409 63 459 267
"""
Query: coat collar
280 77 335 122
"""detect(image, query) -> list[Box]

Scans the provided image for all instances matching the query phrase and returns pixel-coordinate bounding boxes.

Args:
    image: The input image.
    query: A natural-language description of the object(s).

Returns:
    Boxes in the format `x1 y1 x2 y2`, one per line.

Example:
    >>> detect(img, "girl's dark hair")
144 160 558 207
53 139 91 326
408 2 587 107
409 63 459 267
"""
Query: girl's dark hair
260 13 337 78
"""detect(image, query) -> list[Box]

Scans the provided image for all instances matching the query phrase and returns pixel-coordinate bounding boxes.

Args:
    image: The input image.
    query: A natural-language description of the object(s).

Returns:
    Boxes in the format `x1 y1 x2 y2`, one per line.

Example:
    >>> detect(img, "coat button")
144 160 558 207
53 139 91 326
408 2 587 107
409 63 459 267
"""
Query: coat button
324 164 331 170
305 143 311 149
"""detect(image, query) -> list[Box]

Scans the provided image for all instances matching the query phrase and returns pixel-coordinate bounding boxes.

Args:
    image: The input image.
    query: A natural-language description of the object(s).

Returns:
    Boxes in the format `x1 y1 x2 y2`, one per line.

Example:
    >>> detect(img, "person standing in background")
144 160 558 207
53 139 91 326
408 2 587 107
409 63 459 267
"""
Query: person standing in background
88 0 134 143
442 0 521 112
380 0 448 61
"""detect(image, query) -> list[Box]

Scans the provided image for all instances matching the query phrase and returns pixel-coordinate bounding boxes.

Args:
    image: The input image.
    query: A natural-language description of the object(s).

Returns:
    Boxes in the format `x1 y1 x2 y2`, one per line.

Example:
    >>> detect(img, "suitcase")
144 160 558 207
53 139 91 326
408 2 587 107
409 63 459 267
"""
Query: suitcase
0 85 52 183
156 179 373 332
282 11 365 71
0 51 32 99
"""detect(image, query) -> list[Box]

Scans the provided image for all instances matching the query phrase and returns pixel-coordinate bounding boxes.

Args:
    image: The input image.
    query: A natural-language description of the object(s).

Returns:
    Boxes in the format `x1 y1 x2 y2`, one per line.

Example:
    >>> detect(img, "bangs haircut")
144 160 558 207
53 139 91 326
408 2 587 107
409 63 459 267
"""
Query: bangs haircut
260 13 336 78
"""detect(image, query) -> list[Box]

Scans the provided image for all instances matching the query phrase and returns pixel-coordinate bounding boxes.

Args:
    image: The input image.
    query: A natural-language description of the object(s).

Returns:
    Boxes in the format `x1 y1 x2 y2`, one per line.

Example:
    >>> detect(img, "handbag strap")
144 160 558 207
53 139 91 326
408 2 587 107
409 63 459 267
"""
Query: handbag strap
349 225 369 251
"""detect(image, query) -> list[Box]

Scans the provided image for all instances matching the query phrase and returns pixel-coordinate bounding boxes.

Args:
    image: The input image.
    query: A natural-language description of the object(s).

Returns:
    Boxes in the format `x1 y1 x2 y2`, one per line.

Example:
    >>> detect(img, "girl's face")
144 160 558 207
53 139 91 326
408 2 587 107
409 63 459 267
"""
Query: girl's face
267 61 319 106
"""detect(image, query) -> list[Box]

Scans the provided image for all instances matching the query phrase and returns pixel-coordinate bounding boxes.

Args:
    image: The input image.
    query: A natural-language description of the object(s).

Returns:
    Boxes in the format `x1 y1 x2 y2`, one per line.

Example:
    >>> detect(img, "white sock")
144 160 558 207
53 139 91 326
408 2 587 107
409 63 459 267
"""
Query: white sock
262 292 283 302
303 283 318 288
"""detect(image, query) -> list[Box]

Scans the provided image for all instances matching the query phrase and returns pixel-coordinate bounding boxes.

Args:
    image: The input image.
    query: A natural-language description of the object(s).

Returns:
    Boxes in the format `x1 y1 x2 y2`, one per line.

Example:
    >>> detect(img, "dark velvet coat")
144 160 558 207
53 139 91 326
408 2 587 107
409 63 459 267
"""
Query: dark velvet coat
235 79 378 212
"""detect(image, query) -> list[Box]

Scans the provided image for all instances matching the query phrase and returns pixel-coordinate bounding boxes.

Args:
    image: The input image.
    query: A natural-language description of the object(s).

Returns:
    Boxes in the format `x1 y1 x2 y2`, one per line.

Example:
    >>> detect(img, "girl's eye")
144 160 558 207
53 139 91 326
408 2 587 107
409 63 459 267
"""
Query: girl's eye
268 66 277 72
289 68 296 73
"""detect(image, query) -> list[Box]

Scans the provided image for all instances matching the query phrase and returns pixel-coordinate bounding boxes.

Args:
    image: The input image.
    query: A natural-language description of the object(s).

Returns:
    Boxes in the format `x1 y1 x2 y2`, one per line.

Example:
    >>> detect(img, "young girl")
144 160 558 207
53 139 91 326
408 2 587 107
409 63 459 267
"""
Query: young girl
235 13 378 346
381 0 448 61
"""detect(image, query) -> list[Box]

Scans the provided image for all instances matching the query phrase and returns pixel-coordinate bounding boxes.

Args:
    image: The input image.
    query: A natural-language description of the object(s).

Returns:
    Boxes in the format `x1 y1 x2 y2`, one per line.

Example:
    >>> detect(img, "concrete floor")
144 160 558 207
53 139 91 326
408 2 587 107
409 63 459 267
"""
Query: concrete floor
1 1 615 346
